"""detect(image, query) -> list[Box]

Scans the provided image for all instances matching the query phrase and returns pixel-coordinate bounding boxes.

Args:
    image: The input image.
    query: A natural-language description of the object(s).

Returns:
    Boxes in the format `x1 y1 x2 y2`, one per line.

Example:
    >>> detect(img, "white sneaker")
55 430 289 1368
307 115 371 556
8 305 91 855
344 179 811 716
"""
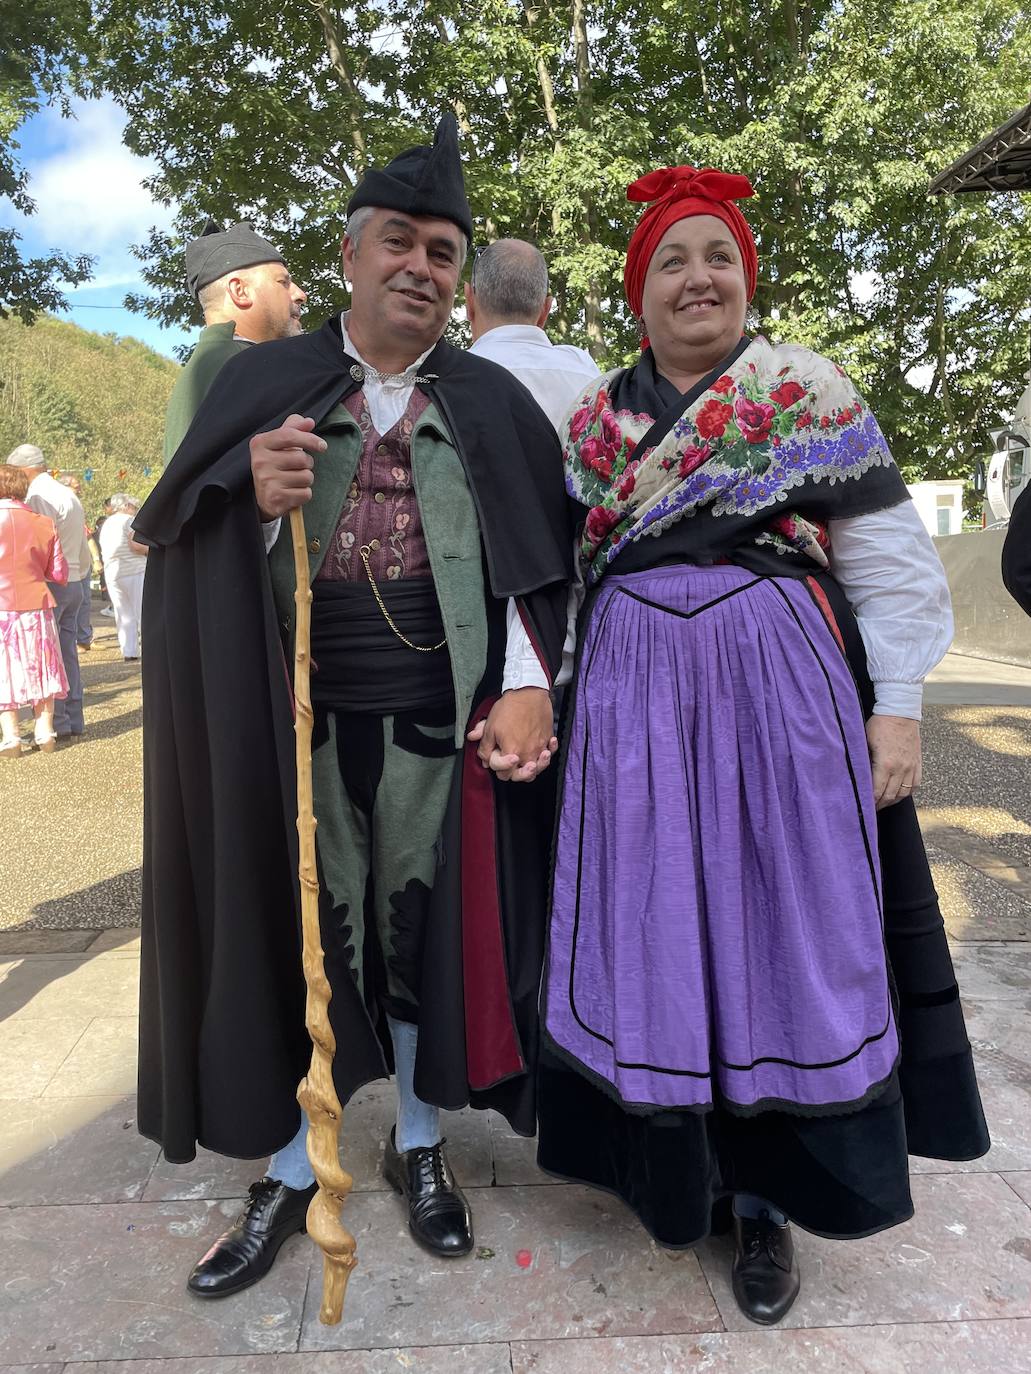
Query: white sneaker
101 606 116 617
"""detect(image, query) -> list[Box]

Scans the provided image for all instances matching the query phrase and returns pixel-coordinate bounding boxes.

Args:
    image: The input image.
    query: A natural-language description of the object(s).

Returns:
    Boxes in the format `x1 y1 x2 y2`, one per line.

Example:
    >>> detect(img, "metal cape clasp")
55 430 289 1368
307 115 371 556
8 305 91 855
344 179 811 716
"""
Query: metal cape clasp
349 363 365 383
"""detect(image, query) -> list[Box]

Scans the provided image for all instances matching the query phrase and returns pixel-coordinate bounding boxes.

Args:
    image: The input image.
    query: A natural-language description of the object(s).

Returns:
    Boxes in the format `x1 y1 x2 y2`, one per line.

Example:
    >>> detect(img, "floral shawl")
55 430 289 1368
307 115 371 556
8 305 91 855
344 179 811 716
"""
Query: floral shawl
562 335 908 585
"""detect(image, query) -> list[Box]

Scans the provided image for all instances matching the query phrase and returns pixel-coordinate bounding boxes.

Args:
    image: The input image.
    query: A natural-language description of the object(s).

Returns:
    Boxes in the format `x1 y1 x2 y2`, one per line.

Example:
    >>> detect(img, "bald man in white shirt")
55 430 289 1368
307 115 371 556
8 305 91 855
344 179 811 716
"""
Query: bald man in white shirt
465 239 599 433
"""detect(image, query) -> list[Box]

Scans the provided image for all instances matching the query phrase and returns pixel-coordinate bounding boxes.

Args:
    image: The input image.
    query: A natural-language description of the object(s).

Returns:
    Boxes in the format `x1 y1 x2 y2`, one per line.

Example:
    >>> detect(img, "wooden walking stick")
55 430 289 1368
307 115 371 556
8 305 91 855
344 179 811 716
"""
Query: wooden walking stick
290 504 358 1324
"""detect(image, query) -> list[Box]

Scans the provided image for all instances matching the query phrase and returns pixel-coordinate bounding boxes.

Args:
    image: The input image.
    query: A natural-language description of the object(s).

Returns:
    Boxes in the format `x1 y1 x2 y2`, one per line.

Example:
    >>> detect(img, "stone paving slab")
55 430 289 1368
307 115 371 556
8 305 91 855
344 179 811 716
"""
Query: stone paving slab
927 844 1031 942
298 1184 720 1351
695 1172 1031 1332
511 1318 1031 1373
0 931 98 955
84 932 141 955
42 1017 138 1099
0 1366 67 1374
0 1200 310 1364
950 942 1031 1000
489 1115 559 1187
1003 1173 1031 1208
0 1018 88 1099
66 1349 513 1373
0 1096 157 1207
0 956 140 1023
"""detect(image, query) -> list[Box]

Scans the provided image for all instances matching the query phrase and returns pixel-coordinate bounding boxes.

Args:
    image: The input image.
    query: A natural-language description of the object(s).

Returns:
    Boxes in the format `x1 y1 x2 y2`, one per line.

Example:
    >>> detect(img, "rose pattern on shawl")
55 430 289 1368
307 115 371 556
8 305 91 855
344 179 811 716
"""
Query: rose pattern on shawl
561 337 894 580
770 379 807 409
677 443 712 480
734 396 776 444
695 398 734 440
584 504 622 545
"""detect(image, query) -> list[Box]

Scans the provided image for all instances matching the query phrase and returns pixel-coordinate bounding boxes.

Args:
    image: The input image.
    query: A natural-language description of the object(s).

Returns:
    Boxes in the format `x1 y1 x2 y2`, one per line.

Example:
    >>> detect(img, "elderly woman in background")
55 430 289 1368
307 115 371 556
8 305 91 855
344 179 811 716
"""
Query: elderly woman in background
98 494 148 661
0 464 69 755
538 167 989 1324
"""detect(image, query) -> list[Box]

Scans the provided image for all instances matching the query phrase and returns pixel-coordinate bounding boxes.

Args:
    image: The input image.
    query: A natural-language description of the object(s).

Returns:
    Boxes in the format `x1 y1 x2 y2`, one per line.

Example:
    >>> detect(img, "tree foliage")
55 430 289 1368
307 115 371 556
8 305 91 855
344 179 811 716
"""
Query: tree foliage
0 315 176 517
82 0 1031 481
0 3 95 321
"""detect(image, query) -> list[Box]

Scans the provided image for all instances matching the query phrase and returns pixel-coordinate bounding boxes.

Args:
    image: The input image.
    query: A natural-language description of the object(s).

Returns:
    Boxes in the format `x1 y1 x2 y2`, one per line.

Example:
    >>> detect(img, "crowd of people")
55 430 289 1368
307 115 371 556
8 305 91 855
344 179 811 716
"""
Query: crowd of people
130 115 988 1328
0 441 146 756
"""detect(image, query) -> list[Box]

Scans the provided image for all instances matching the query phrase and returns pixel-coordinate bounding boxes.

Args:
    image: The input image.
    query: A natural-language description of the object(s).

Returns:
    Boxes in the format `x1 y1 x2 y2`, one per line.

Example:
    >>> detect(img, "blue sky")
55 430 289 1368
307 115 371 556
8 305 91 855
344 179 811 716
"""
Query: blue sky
3 96 193 359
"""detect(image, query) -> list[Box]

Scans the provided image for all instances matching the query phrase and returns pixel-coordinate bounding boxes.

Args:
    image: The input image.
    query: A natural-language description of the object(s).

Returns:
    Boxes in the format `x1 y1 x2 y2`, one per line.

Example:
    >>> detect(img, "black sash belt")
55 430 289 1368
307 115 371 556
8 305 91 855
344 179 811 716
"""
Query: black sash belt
310 577 454 714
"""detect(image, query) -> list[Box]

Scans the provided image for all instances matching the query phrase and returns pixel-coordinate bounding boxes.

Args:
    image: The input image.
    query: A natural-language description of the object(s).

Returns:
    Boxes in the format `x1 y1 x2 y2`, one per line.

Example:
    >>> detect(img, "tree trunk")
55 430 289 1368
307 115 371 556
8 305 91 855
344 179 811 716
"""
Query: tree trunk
308 2 367 167
570 0 602 356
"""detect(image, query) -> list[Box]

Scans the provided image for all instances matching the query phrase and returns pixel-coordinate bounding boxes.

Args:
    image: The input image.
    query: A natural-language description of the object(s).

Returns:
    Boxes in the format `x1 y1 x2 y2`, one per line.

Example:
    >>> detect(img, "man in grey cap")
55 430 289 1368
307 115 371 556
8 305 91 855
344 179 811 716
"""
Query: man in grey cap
465 239 598 433
7 443 92 739
163 221 307 462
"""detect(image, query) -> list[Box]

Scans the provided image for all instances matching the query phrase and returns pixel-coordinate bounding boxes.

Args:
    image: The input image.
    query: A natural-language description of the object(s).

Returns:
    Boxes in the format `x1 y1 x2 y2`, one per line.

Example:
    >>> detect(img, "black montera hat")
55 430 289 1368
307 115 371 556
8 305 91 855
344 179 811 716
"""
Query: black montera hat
346 114 473 242
185 220 286 298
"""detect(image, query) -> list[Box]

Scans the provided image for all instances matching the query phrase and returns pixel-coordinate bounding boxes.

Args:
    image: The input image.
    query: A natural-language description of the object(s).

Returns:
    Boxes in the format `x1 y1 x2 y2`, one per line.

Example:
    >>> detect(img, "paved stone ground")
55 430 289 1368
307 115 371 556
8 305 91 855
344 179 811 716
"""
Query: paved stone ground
0 641 1030 1370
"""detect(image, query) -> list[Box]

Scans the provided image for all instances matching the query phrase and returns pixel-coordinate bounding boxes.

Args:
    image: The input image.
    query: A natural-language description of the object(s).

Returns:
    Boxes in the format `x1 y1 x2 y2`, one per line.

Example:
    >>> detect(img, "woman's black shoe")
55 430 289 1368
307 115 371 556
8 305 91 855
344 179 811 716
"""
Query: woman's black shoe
731 1209 801 1325
383 1131 474 1257
187 1177 317 1298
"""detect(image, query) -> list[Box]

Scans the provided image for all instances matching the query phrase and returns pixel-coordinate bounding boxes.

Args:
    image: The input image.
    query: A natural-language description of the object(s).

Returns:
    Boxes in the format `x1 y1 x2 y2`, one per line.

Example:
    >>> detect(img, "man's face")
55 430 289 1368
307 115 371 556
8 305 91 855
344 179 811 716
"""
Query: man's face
342 210 464 356
243 262 307 341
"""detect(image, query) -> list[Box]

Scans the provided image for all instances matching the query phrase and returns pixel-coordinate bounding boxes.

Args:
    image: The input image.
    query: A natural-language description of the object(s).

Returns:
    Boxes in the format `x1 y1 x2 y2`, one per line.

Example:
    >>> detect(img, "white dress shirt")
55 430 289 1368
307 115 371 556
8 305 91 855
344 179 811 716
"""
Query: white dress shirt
828 500 953 719
468 324 600 434
25 472 91 581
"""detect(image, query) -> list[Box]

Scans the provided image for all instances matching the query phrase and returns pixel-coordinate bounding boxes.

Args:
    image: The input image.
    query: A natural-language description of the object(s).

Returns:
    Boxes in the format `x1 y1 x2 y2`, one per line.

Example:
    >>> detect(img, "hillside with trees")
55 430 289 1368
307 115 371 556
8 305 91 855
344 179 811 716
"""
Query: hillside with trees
0 315 176 518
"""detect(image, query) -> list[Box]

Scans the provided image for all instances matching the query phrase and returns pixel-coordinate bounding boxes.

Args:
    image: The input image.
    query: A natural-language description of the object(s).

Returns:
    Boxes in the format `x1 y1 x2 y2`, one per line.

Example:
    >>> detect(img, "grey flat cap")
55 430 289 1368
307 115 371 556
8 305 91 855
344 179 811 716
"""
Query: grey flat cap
6 443 45 467
185 220 287 298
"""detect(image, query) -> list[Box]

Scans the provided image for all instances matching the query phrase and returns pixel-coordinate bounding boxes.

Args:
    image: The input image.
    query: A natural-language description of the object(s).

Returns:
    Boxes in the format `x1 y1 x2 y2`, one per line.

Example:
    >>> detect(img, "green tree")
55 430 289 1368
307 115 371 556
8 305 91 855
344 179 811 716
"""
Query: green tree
87 0 1030 481
0 3 94 321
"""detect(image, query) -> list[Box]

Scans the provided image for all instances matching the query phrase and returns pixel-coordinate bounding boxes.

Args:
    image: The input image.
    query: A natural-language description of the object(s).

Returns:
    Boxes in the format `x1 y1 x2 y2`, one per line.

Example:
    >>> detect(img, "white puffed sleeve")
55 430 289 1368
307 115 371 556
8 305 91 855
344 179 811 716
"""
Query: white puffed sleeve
827 500 953 720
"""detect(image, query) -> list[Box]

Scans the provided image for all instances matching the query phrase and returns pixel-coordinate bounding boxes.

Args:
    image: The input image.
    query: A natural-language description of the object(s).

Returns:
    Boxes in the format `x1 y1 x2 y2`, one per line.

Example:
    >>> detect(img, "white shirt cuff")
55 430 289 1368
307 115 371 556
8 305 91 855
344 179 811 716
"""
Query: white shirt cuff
872 682 923 720
503 598 551 692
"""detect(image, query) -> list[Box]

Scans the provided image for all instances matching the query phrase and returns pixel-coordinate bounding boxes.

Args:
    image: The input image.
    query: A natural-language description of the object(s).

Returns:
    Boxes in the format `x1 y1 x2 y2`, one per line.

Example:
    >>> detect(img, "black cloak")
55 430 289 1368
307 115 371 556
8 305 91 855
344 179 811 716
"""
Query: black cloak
135 313 572 1163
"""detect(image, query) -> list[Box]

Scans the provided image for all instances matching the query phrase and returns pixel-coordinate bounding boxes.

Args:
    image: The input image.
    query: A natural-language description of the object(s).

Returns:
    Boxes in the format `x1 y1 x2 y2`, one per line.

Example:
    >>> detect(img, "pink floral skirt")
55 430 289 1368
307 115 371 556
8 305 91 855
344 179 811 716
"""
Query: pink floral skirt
0 609 68 710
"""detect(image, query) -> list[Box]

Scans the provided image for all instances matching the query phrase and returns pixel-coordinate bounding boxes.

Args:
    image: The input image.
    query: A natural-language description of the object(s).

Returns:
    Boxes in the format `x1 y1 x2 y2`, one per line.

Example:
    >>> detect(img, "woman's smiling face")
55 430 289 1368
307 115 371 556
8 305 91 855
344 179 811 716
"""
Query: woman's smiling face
640 213 748 369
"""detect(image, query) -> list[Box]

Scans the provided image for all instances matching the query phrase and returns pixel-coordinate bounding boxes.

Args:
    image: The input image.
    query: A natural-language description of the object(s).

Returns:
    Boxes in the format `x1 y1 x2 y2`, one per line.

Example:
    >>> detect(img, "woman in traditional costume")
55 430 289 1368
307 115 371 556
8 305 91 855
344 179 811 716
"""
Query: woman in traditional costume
538 166 989 1325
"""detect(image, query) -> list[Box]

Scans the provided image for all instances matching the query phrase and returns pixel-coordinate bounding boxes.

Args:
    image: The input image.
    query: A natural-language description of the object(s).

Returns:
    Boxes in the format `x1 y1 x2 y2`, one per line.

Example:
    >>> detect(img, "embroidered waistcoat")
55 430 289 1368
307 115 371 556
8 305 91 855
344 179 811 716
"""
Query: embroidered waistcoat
316 389 431 583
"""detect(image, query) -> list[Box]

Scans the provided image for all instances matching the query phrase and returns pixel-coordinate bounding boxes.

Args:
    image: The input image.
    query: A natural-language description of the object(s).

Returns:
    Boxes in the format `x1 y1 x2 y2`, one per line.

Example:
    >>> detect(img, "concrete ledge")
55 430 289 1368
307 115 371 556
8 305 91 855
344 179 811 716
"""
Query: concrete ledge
934 529 1031 667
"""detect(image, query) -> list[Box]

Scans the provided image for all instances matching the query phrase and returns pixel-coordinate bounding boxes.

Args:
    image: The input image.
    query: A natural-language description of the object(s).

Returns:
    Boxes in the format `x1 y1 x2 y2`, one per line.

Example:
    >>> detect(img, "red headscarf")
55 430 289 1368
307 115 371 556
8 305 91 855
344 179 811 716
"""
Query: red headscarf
623 165 758 316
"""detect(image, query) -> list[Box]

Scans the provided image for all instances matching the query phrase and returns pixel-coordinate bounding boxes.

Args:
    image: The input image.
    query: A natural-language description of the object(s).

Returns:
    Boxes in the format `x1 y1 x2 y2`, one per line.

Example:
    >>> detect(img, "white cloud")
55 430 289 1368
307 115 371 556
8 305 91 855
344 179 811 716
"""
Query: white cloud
28 98 175 258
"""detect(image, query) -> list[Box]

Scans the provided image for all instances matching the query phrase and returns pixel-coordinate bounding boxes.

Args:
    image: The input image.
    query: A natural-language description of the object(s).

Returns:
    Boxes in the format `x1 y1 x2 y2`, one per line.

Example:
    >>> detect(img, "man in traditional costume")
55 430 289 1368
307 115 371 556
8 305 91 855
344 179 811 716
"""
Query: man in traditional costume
538 165 989 1325
163 220 308 461
135 115 570 1298
465 239 599 432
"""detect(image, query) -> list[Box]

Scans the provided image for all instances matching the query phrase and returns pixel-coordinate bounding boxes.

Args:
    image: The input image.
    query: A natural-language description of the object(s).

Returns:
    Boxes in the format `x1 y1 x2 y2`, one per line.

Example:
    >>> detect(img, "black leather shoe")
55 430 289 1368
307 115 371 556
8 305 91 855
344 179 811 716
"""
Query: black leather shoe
731 1209 801 1325
187 1177 317 1298
383 1131 473 1257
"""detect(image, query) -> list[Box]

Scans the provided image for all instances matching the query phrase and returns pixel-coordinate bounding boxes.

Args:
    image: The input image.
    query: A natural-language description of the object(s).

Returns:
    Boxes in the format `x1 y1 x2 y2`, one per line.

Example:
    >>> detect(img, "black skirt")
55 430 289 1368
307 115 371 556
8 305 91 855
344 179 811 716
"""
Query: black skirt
536 567 989 1246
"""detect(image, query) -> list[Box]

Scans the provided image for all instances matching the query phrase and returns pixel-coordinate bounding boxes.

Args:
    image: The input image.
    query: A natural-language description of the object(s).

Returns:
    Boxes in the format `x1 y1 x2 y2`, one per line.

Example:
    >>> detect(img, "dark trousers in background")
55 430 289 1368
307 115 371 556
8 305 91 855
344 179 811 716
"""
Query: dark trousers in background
76 574 93 648
48 579 84 734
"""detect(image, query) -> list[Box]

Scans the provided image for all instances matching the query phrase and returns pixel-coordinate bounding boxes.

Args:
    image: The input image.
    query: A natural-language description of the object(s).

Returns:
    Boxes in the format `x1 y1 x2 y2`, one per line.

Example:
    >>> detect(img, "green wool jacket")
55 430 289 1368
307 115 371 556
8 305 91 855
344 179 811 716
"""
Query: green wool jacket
163 323 251 463
267 399 488 746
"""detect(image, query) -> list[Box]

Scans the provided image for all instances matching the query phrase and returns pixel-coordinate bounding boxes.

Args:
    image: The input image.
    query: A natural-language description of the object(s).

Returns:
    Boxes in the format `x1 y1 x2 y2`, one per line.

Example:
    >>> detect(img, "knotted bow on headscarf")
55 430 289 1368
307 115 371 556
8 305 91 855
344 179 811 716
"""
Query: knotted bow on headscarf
623 165 758 316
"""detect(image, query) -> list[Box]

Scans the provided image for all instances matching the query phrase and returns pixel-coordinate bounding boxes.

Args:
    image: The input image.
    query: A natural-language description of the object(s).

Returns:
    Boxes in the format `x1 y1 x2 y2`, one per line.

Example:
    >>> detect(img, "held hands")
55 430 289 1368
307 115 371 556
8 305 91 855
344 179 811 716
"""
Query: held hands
866 715 922 810
467 687 558 783
251 414 327 520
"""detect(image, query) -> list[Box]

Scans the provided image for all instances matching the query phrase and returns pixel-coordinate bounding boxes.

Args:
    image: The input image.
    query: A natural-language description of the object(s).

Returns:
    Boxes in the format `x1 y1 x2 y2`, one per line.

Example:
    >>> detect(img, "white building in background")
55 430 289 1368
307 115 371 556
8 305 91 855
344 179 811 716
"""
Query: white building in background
907 479 966 537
